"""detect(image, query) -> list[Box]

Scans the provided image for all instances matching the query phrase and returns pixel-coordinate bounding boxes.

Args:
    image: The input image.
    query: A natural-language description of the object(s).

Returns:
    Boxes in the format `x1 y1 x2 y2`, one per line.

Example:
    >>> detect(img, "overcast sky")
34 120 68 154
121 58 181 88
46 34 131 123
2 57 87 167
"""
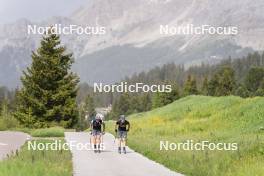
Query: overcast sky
0 0 88 24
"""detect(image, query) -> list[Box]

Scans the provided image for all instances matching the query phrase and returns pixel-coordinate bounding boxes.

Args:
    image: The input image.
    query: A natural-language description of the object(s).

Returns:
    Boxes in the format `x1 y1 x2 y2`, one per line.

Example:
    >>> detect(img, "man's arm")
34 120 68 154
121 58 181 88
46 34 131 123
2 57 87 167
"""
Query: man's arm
127 121 130 131
115 121 118 132
89 120 93 134
102 121 106 133
90 120 93 130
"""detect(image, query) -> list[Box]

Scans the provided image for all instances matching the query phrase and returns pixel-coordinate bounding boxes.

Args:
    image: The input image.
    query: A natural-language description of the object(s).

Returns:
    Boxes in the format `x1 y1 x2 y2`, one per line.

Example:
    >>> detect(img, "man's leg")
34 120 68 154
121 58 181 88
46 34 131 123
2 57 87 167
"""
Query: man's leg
97 134 101 153
117 131 122 153
121 138 127 154
121 132 127 154
92 134 97 152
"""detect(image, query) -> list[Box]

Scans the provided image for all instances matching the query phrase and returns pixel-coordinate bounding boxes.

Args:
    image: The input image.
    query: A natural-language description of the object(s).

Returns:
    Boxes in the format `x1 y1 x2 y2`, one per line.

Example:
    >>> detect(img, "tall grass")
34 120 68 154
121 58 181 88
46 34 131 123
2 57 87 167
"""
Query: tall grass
31 127 65 137
0 114 20 131
0 140 72 176
107 96 264 176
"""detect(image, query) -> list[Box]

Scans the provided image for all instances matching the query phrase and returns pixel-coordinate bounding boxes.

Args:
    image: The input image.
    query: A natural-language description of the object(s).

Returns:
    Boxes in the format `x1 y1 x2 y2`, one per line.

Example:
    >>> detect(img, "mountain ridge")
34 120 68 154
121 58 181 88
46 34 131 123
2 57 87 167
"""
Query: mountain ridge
0 0 263 87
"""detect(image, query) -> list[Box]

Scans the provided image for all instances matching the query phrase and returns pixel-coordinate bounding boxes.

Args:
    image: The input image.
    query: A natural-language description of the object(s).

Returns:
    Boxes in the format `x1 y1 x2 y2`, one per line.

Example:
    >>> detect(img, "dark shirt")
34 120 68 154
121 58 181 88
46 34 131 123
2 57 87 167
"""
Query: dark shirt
116 120 130 131
92 119 103 131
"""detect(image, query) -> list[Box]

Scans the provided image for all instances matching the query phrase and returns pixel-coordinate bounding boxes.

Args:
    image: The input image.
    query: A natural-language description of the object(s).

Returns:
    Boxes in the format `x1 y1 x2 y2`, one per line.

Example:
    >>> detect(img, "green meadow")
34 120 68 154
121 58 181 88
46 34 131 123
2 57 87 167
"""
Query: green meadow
107 96 264 176
0 140 72 176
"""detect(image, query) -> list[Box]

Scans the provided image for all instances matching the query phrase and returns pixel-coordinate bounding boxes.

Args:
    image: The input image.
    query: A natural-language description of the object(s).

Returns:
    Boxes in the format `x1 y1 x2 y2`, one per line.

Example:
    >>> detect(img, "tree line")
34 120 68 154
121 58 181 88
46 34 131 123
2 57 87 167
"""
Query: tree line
104 52 264 119
0 31 263 128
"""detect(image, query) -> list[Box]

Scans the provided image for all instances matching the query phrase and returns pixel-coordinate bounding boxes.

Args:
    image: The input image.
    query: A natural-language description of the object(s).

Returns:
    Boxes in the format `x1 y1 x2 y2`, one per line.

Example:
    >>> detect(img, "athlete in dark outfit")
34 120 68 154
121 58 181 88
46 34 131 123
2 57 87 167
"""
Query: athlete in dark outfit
90 114 105 153
115 115 130 154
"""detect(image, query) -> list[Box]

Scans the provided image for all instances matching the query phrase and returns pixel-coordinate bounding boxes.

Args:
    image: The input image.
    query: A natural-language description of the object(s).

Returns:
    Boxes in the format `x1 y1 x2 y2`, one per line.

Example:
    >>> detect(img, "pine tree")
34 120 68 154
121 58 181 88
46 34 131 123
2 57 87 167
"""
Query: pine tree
183 75 198 96
84 94 96 121
234 85 250 98
255 78 264 96
208 66 236 96
76 95 95 131
208 76 219 96
201 77 209 95
15 32 79 128
216 66 236 96
152 83 179 108
245 67 264 92
108 93 131 119
139 93 152 111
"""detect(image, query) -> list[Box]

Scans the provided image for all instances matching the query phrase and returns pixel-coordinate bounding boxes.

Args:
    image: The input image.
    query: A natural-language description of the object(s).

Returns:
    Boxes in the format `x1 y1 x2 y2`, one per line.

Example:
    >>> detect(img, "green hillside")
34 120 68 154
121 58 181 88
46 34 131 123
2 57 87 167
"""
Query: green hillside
109 96 264 176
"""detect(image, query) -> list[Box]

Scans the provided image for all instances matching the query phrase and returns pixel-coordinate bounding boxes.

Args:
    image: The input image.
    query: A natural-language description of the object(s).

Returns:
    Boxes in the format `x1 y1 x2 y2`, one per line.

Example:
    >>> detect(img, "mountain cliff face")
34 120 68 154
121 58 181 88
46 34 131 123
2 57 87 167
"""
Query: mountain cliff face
0 0 263 87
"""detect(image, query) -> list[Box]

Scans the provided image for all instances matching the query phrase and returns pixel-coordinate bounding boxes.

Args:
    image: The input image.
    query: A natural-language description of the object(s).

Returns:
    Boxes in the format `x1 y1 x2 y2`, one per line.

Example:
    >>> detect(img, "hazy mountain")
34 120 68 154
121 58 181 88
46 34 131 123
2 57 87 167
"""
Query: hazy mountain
0 0 263 87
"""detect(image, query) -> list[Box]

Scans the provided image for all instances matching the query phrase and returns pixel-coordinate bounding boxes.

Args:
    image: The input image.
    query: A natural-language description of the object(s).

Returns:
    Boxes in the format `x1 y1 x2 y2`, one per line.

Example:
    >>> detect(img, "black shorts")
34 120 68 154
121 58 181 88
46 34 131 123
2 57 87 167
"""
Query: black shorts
92 130 102 136
117 131 127 139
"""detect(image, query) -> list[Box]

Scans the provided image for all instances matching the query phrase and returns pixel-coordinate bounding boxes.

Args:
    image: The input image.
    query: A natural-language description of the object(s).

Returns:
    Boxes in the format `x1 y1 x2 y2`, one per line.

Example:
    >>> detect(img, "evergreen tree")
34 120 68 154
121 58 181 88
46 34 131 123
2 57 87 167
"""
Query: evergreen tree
201 77 209 95
234 85 250 98
255 79 264 96
139 93 152 111
76 94 96 131
255 88 264 96
84 94 96 120
183 75 198 96
208 66 236 96
245 67 264 92
152 83 179 108
208 76 218 96
15 32 79 128
109 93 131 119
116 93 130 115
0 99 8 117
216 66 236 96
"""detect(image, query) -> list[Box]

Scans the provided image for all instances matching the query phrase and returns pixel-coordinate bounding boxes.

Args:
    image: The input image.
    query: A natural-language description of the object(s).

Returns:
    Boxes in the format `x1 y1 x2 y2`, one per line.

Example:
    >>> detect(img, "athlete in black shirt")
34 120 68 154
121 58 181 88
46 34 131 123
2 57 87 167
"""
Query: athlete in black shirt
115 115 130 154
90 114 105 153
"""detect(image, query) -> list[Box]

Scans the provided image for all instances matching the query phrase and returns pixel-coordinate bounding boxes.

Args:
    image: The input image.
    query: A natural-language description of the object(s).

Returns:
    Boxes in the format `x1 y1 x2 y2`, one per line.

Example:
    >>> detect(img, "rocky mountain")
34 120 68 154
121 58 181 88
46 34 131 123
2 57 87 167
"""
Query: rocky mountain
0 0 263 88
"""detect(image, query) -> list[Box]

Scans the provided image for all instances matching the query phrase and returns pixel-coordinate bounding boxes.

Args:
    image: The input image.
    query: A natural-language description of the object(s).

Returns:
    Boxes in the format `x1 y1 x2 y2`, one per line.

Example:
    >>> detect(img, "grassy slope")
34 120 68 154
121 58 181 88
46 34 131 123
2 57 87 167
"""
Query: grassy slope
108 96 264 176
0 140 72 176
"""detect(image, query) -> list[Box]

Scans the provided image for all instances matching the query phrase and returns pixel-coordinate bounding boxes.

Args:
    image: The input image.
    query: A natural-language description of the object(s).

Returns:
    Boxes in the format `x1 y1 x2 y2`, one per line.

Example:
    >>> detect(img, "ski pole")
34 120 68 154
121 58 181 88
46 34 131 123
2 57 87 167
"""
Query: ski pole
101 133 104 147
114 130 117 144
90 131 93 150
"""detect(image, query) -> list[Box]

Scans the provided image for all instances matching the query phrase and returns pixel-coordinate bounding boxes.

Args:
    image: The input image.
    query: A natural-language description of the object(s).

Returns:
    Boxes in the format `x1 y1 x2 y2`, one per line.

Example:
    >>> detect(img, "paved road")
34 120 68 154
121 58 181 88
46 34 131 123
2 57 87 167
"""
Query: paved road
65 132 183 176
0 132 30 160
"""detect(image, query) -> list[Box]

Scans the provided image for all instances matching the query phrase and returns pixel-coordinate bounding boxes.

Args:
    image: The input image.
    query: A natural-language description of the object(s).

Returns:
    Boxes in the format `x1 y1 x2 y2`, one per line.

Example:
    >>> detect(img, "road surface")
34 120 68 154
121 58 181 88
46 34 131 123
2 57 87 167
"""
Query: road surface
0 131 30 160
65 132 183 176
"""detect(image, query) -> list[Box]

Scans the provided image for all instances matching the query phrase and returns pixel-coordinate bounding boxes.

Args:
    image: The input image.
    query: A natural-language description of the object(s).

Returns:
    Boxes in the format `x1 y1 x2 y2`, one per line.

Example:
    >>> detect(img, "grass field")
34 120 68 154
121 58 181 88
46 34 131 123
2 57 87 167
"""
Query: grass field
0 140 72 176
30 127 65 137
107 95 264 176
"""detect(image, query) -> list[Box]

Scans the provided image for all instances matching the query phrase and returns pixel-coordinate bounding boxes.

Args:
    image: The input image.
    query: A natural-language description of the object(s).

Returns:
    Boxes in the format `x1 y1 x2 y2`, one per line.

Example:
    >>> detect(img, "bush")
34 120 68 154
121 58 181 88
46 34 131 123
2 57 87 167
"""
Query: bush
0 115 20 131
